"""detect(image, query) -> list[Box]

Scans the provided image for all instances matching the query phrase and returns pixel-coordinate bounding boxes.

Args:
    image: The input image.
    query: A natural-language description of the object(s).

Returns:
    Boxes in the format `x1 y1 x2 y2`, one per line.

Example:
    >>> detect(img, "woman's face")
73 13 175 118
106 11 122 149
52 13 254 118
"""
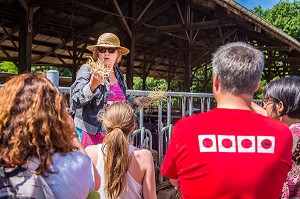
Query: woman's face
263 98 281 120
97 47 119 69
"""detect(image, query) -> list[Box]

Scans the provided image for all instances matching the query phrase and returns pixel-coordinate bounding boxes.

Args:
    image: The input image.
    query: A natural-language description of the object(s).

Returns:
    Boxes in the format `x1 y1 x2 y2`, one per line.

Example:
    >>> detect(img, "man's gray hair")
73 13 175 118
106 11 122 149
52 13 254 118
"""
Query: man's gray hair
212 42 264 94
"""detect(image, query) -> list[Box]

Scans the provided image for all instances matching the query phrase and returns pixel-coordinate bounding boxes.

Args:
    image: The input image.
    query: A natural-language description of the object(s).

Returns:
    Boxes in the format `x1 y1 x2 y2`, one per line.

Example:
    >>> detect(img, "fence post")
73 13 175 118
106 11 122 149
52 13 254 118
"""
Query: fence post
46 70 59 88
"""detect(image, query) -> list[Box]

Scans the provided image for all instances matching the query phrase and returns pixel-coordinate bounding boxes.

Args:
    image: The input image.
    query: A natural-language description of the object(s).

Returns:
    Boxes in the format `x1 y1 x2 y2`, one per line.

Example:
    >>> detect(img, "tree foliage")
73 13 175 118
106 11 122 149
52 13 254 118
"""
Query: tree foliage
252 0 300 40
133 77 182 92
0 61 18 73
31 66 72 77
0 61 72 77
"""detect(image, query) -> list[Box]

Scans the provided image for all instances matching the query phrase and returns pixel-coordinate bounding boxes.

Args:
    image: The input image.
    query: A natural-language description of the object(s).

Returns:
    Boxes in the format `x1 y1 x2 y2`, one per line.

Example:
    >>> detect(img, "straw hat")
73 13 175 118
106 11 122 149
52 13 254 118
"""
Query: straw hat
87 33 130 57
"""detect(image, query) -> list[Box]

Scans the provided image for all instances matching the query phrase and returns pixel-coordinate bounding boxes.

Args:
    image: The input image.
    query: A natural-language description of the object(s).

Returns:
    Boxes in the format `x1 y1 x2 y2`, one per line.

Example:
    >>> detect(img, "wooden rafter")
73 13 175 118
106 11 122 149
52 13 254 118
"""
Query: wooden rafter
111 0 132 38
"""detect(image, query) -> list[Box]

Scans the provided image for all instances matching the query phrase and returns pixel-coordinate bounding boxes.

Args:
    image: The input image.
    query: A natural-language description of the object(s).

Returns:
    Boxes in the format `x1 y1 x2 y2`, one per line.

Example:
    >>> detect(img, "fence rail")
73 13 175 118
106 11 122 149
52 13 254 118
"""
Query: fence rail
0 83 262 188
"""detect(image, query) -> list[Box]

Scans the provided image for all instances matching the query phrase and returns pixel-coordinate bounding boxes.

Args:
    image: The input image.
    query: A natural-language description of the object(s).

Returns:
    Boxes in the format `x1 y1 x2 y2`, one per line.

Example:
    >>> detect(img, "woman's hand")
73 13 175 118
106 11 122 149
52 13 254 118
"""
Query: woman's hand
89 69 104 92
133 96 144 105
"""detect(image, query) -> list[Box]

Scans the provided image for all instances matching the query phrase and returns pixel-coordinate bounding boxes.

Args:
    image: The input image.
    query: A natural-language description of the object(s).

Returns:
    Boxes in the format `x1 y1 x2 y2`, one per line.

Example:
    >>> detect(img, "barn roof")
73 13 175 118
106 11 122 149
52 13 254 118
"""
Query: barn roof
0 0 299 89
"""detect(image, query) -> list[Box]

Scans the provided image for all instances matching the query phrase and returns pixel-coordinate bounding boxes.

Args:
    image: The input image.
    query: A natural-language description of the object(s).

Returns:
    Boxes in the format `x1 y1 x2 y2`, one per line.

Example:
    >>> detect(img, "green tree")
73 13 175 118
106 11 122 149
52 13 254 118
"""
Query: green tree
133 77 168 91
0 61 72 76
253 0 300 40
0 61 18 73
31 66 72 77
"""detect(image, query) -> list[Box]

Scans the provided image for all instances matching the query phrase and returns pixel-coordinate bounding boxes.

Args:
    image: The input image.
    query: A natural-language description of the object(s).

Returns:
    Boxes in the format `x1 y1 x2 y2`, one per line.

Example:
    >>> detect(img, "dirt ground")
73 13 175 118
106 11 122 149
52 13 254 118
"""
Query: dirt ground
156 185 181 199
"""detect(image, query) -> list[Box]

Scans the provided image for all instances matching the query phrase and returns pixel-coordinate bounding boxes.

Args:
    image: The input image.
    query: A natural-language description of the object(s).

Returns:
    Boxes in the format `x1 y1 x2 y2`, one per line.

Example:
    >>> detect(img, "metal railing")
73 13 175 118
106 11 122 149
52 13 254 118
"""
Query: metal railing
0 83 261 187
126 90 216 186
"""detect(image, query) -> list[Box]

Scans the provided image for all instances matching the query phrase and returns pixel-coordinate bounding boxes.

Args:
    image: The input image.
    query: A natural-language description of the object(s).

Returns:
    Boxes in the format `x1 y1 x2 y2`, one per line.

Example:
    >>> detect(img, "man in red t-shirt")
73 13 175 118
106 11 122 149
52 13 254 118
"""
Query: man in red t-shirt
161 42 292 199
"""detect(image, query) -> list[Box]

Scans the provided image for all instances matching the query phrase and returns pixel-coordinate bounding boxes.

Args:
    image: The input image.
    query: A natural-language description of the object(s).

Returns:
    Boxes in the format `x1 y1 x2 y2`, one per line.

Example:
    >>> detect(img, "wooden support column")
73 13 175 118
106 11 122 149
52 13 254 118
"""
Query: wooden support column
184 44 191 92
72 36 78 83
167 57 171 91
184 1 191 92
18 6 33 73
142 53 147 90
126 0 136 89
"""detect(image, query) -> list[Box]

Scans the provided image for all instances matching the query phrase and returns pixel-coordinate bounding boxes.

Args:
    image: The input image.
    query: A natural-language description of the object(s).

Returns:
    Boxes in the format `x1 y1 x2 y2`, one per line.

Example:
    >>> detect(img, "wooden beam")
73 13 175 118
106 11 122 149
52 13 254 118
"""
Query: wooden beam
138 0 174 24
54 27 73 57
73 1 134 21
18 0 28 13
53 51 66 64
0 45 75 60
112 0 132 38
0 24 19 44
191 28 237 65
18 7 33 73
153 20 235 32
126 0 136 88
31 16 99 64
137 0 155 22
184 42 191 92
0 45 18 66
0 23 18 50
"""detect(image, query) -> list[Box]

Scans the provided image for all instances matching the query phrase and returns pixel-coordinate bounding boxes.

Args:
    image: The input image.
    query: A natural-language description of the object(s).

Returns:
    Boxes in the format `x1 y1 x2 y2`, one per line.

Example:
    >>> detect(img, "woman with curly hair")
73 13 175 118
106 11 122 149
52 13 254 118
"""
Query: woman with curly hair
0 73 100 199
86 102 156 199
252 76 300 198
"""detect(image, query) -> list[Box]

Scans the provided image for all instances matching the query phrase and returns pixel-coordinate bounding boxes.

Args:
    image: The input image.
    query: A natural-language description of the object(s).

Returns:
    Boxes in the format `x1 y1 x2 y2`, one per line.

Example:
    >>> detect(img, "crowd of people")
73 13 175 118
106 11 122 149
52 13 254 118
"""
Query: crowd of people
0 32 299 199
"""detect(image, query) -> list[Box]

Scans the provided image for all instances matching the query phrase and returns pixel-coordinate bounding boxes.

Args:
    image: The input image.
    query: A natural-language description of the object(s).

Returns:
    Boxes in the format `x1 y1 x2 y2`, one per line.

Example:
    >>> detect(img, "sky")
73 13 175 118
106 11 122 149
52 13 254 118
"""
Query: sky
235 0 293 10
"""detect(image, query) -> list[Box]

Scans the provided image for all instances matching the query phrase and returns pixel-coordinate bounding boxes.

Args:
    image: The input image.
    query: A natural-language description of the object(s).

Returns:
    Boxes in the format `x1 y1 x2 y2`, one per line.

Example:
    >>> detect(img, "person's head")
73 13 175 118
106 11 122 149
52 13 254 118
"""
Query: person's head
263 76 300 120
87 33 129 68
0 73 77 174
101 102 136 199
212 42 264 95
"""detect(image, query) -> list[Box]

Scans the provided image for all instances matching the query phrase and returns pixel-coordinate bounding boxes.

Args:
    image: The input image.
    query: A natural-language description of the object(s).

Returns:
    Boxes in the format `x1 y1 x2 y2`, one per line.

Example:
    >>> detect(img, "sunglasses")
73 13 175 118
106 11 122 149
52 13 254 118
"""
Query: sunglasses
262 99 273 107
98 47 117 53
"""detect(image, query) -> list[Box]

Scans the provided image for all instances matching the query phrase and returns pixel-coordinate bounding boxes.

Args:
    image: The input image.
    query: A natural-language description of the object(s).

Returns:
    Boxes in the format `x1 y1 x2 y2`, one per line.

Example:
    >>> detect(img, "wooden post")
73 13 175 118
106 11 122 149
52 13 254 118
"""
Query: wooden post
167 57 171 91
18 7 33 73
72 36 78 83
142 53 147 90
184 44 191 92
126 0 136 89
184 2 191 92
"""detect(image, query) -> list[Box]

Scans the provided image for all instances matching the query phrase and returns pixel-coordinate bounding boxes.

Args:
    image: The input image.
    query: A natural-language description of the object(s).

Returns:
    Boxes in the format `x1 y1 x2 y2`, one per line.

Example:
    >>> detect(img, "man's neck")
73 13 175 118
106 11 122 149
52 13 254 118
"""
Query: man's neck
216 92 253 110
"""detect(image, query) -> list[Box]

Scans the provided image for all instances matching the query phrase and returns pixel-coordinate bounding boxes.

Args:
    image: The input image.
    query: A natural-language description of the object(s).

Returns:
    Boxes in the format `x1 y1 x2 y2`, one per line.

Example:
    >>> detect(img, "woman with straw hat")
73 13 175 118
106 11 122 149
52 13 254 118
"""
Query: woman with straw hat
70 33 141 148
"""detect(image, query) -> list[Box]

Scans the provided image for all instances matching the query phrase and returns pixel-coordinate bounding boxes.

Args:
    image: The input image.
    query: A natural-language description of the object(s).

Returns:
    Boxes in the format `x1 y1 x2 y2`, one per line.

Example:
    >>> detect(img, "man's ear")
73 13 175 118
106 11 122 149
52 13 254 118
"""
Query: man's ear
254 81 260 92
213 74 219 91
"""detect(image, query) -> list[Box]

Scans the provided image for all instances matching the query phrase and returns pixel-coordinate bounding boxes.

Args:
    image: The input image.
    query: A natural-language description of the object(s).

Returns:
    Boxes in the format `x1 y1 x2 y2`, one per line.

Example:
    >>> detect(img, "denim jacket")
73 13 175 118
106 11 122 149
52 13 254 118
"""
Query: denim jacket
70 64 133 135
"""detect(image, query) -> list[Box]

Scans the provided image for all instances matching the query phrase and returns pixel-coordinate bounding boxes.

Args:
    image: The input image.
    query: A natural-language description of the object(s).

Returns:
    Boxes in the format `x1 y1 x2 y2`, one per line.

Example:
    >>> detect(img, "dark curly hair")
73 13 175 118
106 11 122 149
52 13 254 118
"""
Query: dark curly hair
0 73 78 175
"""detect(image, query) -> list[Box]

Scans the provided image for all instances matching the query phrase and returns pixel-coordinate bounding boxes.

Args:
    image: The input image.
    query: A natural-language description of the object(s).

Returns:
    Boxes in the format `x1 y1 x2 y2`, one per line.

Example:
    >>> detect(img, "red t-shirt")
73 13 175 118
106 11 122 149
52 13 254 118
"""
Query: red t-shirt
161 108 292 199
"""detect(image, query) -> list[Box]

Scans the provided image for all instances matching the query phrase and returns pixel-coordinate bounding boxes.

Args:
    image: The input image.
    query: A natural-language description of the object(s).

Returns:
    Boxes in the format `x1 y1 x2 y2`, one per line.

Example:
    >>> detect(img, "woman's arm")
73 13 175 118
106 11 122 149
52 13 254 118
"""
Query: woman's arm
142 150 157 199
251 101 267 116
85 145 101 191
70 64 104 109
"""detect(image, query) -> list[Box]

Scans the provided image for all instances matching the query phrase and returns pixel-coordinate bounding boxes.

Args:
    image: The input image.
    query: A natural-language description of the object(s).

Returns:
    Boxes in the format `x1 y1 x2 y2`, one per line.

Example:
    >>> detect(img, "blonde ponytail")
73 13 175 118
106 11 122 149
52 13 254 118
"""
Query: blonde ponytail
102 102 135 199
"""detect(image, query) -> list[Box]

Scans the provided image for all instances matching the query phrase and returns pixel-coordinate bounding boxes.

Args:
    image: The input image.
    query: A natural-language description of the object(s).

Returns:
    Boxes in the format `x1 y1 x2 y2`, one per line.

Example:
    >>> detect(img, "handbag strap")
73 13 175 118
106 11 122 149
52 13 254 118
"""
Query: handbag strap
0 166 26 178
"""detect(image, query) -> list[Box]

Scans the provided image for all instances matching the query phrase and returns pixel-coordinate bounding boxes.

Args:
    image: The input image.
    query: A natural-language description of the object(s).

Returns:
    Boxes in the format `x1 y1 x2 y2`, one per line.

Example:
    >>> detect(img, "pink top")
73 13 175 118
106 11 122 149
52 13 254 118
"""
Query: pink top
282 123 300 199
106 82 126 108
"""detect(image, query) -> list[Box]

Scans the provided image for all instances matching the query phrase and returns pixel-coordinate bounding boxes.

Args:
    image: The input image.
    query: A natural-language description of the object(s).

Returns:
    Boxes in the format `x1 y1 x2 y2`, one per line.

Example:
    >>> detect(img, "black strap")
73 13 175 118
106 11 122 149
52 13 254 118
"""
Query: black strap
0 166 27 178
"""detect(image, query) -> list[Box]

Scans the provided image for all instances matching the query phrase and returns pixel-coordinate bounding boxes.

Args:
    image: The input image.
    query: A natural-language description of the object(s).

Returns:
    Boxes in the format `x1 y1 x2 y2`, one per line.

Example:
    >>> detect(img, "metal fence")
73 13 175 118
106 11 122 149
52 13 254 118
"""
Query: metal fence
126 90 215 186
0 83 261 188
58 86 216 186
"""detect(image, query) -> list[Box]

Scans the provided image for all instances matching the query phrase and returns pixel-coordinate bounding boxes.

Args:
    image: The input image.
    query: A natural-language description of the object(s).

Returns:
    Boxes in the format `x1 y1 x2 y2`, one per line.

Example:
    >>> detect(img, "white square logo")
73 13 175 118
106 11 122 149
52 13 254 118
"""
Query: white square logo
198 135 217 152
218 135 236 152
257 136 275 153
237 136 255 153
